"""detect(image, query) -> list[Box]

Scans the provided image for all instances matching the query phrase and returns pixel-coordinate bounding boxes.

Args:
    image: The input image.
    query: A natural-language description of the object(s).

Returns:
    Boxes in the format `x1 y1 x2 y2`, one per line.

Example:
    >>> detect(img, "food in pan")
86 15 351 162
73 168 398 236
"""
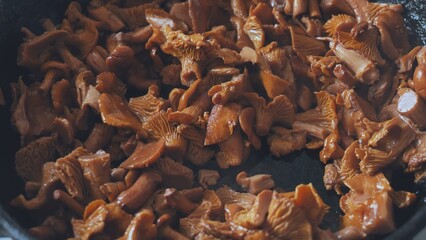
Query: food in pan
8 0 426 239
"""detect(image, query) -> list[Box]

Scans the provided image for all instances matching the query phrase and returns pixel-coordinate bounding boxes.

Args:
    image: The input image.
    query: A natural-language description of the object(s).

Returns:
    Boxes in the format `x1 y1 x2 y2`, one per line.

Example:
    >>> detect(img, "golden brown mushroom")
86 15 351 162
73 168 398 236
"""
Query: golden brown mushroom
236 171 275 195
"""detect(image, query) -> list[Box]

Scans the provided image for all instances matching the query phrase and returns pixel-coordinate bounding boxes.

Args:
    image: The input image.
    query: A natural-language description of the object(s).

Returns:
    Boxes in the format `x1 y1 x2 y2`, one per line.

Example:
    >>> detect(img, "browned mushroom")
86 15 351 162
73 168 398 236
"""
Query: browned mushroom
208 71 251 105
239 107 262 150
119 210 157 240
15 136 57 182
245 93 295 137
413 48 426 100
98 93 145 135
119 139 165 169
290 26 326 62
53 189 84 216
155 157 194 189
115 170 162 213
84 123 114 153
85 46 109 74
397 89 426 128
95 72 127 97
323 14 356 37
100 182 126 202
17 29 68 69
236 171 275 195
268 127 307 157
231 190 273 229
265 191 313 239
161 64 182 86
54 147 90 202
205 103 241 145
177 124 215 166
359 118 416 175
216 127 244 168
243 15 265 49
106 45 135 73
129 85 167 121
198 169 220 189
11 162 60 210
164 188 199 215
88 6 125 32
78 151 111 199
157 214 190 240
106 2 159 30
143 110 187 161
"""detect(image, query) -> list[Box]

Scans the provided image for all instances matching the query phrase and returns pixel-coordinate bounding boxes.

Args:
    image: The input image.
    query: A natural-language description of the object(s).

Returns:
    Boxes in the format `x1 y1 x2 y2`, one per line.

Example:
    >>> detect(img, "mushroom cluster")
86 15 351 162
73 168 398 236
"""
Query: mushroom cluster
9 0 426 239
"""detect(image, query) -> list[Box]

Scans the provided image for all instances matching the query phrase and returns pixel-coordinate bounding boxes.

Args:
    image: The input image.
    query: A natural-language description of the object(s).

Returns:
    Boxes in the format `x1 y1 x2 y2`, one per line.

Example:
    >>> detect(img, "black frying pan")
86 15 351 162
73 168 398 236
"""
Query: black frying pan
0 0 425 239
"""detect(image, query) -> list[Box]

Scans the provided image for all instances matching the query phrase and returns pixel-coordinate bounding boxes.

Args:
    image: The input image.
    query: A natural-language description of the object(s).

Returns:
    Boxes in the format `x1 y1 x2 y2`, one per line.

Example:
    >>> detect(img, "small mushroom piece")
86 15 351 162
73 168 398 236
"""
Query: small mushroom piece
119 210 157 240
413 63 426 100
323 14 356 37
10 162 60 210
84 123 114 153
397 89 426 128
293 184 329 227
161 64 182 86
106 45 135 73
146 8 189 32
100 182 126 202
157 214 190 240
85 46 109 74
65 2 99 57
205 103 241 145
155 157 194 189
397 46 422 73
177 125 214 166
268 127 307 157
243 15 265 49
239 107 261 150
208 71 250 105
245 93 295 137
71 201 106 240
53 117 75 145
164 188 199 215
236 171 275 195
95 72 127 97
169 88 185 111
290 26 326 62
106 2 159 30
115 170 162 213
55 42 87 74
215 186 255 210
359 117 416 175
17 29 69 69
98 93 145 135
198 170 220 189
216 127 244 169
88 6 125 32
265 192 313 239
53 189 85 216
168 92 212 125
54 147 90 202
78 151 111 199
51 79 72 113
328 33 379 84
129 85 167 121
119 139 165 169
143 110 187 161
15 136 57 182
231 190 273 229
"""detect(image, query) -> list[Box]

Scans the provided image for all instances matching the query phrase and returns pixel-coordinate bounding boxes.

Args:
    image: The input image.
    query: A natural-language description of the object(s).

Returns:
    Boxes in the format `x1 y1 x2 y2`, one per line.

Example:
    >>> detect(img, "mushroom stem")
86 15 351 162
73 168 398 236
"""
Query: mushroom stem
164 188 199 215
157 214 190 240
397 89 426 128
53 189 84 217
39 69 61 94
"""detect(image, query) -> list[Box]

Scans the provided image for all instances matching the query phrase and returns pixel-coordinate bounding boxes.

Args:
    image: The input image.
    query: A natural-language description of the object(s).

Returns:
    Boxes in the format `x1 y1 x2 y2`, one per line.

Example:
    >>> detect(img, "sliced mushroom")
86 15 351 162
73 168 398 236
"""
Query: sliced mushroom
198 170 220 189
236 171 275 195
119 139 165 169
205 103 241 145
245 93 295 137
155 157 194 189
116 170 162 213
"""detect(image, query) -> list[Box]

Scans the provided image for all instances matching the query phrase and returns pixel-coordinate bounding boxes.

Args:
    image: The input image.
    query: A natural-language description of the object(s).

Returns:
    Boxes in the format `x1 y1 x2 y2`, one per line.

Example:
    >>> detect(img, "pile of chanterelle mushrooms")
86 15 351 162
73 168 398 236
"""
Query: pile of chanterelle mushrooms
9 0 426 239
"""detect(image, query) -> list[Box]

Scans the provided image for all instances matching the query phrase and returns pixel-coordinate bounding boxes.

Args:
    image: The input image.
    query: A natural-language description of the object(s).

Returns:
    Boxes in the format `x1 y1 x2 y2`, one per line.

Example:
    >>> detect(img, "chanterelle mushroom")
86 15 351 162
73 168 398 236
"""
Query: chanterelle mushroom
236 171 275 195
245 93 295 137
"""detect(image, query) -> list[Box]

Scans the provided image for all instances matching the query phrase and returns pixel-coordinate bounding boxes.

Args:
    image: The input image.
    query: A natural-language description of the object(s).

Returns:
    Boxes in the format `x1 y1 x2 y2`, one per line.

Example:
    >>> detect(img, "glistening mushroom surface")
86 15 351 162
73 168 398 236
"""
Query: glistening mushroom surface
8 0 425 239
